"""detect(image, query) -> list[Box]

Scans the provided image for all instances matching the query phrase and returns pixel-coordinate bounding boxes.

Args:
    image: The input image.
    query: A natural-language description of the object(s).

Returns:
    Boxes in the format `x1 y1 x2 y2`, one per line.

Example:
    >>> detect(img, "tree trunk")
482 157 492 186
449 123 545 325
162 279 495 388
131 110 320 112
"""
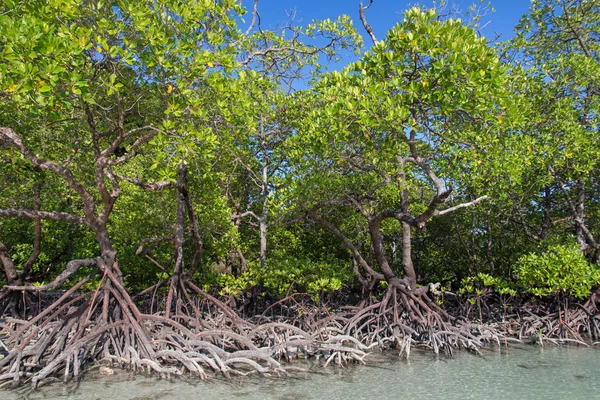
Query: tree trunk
259 128 269 269
540 185 552 240
398 159 416 290
166 163 187 318
401 221 417 290
368 219 410 289
575 179 586 250
0 242 18 285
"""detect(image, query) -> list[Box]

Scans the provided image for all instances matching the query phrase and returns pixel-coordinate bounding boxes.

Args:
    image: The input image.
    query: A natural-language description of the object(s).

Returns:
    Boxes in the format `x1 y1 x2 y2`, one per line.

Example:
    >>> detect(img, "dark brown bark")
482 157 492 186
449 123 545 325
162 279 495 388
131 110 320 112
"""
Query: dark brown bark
0 128 96 218
165 164 187 318
0 242 18 284
183 185 204 277
367 219 398 284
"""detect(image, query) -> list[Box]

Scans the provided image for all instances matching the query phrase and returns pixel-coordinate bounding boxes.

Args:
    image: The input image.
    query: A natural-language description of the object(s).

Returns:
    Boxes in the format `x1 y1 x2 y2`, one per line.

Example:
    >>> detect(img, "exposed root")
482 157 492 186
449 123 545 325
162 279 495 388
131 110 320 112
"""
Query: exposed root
2 278 599 388
516 299 600 343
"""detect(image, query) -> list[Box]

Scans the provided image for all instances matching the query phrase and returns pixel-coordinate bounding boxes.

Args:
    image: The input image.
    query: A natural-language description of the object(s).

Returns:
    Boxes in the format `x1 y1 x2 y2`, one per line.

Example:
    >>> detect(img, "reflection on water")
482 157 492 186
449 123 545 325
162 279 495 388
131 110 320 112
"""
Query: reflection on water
3 345 599 400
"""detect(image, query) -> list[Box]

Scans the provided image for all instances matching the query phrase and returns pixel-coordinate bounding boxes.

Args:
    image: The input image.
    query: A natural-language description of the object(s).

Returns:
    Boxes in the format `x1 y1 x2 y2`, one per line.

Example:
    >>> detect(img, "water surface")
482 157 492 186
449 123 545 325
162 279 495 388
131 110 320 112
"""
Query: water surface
4 345 599 400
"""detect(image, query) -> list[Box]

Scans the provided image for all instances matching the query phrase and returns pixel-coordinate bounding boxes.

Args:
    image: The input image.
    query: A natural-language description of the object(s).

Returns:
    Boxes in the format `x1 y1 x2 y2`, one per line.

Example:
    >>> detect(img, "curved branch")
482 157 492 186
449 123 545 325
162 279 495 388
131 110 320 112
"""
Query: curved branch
5 257 100 291
414 188 454 226
243 0 259 36
136 235 176 256
306 207 384 281
0 127 95 214
231 210 260 221
0 241 17 282
434 195 489 217
106 131 157 166
116 174 176 191
359 1 377 45
0 208 86 225
101 126 163 161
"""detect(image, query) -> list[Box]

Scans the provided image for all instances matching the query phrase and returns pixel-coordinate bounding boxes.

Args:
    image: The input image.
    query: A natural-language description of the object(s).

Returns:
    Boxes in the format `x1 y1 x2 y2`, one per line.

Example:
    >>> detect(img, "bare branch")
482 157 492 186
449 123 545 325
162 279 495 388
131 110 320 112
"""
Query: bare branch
231 210 260 221
306 206 384 281
116 174 176 191
512 214 542 242
349 197 370 219
0 241 17 282
0 208 86 225
226 149 264 188
0 127 96 215
5 257 100 291
400 130 446 196
136 235 177 256
104 168 120 199
106 131 158 166
359 1 377 45
240 45 329 66
101 126 164 161
434 195 489 217
373 208 416 226
144 255 168 272
562 2 593 58
243 0 259 36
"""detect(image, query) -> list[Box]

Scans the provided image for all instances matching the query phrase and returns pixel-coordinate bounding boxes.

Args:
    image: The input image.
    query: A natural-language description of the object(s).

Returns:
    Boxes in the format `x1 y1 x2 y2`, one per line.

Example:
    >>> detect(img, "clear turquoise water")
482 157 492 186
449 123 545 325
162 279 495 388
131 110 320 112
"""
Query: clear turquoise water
4 345 600 400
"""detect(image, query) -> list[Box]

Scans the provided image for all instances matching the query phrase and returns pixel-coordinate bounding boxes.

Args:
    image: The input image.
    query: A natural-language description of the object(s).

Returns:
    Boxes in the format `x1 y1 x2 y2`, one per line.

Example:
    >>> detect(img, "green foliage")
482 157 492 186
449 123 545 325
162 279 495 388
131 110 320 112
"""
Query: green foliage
505 0 600 259
217 270 258 296
1 0 598 309
516 242 600 299
217 257 350 297
458 273 516 297
288 6 522 221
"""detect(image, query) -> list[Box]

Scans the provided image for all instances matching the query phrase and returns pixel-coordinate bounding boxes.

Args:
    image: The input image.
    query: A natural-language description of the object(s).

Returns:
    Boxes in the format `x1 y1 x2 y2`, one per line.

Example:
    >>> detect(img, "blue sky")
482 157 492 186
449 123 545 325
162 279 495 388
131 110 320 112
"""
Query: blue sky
238 1 533 81
253 0 531 45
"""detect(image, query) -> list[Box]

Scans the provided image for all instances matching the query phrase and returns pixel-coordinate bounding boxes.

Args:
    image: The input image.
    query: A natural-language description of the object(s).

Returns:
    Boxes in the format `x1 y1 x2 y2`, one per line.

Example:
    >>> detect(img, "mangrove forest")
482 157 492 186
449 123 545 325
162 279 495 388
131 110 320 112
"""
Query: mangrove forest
1 0 599 389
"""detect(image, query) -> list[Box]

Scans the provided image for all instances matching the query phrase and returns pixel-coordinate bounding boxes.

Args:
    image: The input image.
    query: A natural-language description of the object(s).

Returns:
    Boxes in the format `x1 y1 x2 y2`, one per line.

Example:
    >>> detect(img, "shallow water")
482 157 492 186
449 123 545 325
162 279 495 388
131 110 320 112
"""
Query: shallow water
3 345 600 400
